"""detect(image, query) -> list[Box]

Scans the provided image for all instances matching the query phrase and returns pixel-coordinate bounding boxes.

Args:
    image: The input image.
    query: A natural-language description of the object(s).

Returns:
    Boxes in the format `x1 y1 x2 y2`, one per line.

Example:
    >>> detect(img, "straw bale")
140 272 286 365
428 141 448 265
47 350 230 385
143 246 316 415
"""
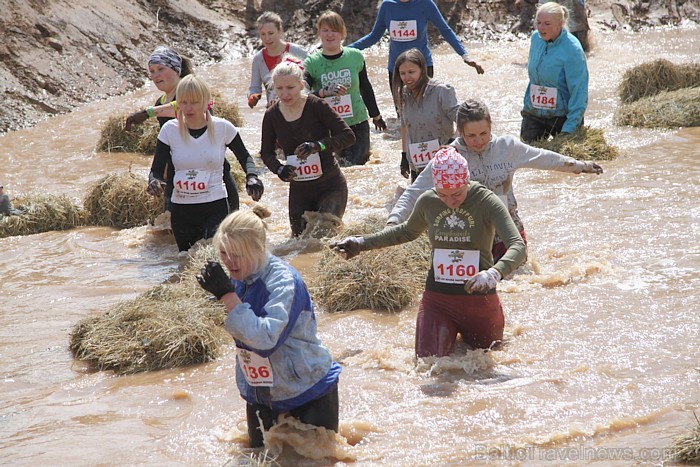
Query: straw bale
0 194 86 238
83 172 164 228
301 211 344 239
613 86 700 128
671 414 700 464
69 243 230 374
310 215 431 312
530 126 619 161
96 93 243 155
618 59 700 104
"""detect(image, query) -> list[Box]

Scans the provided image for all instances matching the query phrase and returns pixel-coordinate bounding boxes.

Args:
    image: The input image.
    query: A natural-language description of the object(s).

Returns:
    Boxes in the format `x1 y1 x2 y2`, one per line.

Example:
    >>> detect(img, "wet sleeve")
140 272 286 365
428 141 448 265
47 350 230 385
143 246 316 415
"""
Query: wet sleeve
227 133 258 175
427 2 467 56
348 4 388 49
387 162 435 224
562 48 589 133
487 194 527 277
260 111 283 174
248 52 264 98
366 193 430 249
511 137 586 173
315 99 356 153
359 63 381 118
150 139 172 182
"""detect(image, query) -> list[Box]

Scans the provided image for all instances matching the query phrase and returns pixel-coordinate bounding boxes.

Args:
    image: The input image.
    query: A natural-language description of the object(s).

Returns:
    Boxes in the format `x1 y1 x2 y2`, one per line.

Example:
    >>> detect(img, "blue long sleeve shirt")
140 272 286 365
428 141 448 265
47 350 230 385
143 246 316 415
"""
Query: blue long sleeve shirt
349 0 467 72
522 29 589 133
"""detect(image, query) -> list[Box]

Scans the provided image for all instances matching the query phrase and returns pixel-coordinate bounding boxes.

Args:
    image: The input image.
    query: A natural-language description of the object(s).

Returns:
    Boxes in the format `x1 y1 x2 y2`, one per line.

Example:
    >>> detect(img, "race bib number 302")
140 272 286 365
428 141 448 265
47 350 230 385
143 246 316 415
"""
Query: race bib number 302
389 20 418 42
325 95 353 119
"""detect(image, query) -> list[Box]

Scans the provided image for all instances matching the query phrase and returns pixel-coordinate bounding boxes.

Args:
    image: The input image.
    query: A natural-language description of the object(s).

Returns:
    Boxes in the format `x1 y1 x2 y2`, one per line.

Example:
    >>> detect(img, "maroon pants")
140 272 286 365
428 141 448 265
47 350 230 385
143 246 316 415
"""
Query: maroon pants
415 290 505 358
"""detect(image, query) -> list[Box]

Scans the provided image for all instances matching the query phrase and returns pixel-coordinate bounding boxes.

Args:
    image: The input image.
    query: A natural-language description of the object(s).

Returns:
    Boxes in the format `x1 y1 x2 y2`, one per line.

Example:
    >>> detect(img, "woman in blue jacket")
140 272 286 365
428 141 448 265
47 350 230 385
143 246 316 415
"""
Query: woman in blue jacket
196 210 341 447
520 1 588 143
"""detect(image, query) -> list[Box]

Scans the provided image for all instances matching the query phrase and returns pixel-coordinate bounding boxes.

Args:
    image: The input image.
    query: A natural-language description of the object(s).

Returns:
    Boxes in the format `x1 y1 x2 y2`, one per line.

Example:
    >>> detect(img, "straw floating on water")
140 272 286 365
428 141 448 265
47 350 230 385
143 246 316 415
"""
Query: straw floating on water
69 243 230 375
614 87 700 128
0 194 86 238
671 413 700 464
618 59 700 104
530 126 619 161
83 172 164 229
311 215 430 313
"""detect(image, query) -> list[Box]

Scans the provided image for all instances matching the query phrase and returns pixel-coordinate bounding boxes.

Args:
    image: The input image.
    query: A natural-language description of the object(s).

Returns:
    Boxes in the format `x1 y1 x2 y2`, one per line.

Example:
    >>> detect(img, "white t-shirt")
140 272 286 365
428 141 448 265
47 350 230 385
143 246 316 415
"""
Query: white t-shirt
157 116 237 205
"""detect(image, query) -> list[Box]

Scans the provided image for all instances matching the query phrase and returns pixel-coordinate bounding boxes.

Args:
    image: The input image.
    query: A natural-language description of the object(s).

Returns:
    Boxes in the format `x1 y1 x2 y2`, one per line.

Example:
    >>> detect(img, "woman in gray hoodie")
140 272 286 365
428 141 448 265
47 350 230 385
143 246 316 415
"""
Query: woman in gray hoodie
388 98 603 261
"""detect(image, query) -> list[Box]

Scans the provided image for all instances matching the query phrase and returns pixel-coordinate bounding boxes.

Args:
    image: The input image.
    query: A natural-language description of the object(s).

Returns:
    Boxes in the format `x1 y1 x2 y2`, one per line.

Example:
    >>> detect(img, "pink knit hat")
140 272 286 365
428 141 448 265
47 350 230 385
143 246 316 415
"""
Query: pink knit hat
431 146 470 189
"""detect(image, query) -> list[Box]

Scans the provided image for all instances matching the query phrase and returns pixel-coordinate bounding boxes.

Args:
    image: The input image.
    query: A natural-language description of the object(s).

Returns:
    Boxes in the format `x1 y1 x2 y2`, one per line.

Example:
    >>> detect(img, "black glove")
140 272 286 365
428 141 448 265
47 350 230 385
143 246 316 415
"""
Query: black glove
373 116 387 132
196 260 235 300
277 164 296 182
328 236 364 260
294 141 321 160
245 174 264 201
125 109 149 131
400 151 410 179
146 171 165 196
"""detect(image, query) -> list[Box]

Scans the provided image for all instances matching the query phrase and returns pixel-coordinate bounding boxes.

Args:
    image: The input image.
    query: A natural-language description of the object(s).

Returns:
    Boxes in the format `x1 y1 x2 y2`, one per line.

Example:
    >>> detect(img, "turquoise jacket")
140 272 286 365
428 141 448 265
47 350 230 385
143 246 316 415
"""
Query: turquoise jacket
522 29 588 133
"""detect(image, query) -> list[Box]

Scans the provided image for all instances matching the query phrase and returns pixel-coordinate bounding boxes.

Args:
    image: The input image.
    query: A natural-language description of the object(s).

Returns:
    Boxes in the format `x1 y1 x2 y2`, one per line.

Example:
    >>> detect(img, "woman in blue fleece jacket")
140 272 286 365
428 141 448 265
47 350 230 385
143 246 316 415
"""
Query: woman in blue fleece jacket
520 1 589 142
196 210 340 448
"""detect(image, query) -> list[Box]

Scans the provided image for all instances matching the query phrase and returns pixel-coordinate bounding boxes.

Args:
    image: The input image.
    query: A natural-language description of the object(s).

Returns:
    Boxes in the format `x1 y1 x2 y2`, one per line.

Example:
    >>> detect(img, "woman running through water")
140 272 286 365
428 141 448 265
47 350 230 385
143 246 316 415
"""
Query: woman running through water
331 147 526 357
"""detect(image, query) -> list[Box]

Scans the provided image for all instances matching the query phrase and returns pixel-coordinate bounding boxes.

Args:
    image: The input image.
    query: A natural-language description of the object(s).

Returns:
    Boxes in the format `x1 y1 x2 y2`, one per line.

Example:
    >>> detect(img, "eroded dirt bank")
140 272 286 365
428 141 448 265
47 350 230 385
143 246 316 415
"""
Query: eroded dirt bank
1 0 697 133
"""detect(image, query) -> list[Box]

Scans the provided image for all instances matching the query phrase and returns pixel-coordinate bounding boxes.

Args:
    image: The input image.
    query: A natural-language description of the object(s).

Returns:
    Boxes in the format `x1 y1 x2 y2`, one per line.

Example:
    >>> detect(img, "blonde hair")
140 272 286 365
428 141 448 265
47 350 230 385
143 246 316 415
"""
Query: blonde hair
537 2 569 30
213 210 268 277
175 75 215 141
271 58 306 87
257 11 283 31
317 11 347 40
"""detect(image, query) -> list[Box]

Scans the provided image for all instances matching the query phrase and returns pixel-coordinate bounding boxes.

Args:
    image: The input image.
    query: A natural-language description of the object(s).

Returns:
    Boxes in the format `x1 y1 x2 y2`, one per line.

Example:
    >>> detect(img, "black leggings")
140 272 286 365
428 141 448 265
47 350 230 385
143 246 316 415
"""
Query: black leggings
246 383 339 448
170 198 228 251
288 170 347 237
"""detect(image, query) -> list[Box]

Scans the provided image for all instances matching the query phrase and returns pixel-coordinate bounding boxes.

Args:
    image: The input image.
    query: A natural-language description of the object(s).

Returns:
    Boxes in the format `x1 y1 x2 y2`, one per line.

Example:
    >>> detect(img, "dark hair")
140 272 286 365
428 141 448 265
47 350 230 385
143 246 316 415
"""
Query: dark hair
456 98 492 132
179 56 194 77
392 48 430 108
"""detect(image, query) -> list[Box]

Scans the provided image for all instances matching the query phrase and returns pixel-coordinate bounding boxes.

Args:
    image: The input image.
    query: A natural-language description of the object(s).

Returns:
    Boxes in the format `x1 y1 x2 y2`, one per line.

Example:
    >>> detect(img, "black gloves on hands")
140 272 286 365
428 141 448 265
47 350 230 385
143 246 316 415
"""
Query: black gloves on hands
277 165 297 182
245 174 264 201
400 151 410 179
196 260 235 300
146 172 165 196
329 236 364 260
294 141 321 160
373 116 387 132
125 110 149 131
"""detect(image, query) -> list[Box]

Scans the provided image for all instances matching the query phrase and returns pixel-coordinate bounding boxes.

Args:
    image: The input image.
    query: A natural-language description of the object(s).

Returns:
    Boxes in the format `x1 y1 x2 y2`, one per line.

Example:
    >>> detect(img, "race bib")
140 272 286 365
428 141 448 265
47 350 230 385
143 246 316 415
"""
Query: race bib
237 348 274 387
325 94 353 119
530 84 558 110
286 153 323 181
433 248 479 284
173 169 215 201
390 20 418 42
408 139 440 170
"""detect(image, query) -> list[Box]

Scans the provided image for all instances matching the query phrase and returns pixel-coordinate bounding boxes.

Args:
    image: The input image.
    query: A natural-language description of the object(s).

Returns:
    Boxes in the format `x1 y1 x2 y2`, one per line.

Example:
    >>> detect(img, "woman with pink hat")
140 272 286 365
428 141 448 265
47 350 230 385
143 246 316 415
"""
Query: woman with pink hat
330 147 526 358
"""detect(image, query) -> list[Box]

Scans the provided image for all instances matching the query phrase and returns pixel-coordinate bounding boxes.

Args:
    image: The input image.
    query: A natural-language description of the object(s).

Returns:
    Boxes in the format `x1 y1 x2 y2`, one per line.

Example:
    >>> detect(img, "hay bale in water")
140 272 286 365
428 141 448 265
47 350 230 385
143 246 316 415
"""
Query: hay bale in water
614 87 700 128
310 215 431 312
618 59 700 104
96 94 243 154
530 126 619 161
0 194 86 238
301 211 344 239
69 243 229 374
671 414 700 464
84 172 164 228
229 155 247 193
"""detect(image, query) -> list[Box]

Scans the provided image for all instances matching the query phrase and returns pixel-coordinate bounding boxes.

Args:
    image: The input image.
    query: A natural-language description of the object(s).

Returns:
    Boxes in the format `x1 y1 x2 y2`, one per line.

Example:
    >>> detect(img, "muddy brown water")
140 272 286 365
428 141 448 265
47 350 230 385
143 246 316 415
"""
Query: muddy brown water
1 26 699 465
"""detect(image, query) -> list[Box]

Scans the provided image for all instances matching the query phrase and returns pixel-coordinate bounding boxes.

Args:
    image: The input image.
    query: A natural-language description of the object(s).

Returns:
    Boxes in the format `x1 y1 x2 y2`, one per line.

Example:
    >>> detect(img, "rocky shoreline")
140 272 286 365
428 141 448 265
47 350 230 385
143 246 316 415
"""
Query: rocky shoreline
1 0 697 133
